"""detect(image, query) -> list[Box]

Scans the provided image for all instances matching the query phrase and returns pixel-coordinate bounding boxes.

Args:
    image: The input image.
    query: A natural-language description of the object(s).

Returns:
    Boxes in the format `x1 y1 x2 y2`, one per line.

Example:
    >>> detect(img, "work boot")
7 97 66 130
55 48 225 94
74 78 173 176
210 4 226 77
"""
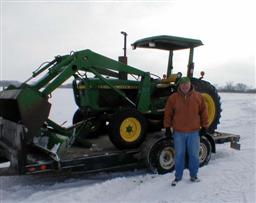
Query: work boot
171 178 181 186
190 176 200 182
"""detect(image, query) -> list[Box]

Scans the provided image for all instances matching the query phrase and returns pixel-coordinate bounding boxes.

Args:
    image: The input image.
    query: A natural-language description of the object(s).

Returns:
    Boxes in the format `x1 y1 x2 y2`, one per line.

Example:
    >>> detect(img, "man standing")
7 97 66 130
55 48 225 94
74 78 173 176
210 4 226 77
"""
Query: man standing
164 77 208 186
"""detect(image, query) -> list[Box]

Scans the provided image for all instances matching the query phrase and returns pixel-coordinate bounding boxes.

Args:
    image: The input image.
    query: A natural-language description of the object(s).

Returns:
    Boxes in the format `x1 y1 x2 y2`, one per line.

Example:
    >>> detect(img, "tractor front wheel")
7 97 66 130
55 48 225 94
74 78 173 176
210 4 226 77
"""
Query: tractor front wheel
108 109 147 149
72 109 105 139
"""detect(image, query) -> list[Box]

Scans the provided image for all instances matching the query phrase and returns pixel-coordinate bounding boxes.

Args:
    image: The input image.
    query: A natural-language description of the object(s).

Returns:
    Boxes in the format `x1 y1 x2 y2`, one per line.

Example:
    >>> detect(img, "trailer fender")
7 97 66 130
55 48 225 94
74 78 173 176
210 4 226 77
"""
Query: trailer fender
203 133 216 153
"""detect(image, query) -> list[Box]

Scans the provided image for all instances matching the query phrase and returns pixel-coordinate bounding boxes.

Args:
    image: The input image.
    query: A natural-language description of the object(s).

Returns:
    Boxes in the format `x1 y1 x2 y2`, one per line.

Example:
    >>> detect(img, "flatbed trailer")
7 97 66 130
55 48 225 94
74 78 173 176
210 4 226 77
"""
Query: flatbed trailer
0 117 240 176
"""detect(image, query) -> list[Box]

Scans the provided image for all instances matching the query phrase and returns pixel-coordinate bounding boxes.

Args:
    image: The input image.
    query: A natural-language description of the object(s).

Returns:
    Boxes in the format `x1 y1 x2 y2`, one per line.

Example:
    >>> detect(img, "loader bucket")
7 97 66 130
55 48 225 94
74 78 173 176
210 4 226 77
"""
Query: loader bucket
0 86 51 143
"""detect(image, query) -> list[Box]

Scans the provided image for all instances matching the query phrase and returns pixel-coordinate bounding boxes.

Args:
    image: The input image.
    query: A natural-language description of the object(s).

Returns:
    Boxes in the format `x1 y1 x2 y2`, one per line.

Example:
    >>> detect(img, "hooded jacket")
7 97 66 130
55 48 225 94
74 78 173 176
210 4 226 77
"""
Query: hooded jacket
163 87 209 132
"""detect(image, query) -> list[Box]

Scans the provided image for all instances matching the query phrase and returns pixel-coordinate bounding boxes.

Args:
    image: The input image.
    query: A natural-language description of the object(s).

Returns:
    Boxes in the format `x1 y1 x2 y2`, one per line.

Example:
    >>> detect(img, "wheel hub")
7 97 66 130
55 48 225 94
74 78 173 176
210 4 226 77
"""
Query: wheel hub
159 147 174 170
199 143 207 163
120 117 141 142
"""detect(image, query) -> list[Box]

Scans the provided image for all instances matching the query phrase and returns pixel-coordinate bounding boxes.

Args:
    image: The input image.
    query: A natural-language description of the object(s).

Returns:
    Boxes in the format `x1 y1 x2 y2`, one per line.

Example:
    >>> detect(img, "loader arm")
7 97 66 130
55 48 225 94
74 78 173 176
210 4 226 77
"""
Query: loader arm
28 49 151 111
30 49 149 96
0 49 152 144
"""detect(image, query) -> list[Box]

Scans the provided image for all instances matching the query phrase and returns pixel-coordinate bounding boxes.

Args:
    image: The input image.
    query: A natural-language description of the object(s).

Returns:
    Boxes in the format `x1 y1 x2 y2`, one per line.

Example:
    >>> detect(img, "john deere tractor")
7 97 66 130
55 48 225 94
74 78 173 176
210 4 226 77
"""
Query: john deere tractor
0 33 231 176
0 34 221 152
71 34 221 149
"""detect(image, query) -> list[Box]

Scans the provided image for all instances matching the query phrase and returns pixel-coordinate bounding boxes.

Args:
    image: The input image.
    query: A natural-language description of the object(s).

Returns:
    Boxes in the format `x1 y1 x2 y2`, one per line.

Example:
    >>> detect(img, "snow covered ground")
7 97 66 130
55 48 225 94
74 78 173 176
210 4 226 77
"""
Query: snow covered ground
0 90 255 203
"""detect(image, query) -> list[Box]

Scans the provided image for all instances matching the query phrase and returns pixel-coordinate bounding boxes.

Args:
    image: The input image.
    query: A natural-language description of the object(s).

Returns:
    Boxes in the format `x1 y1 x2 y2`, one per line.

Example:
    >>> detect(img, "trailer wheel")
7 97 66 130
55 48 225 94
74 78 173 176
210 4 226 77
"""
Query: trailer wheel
142 136 175 174
72 109 105 139
150 140 175 174
108 109 147 149
191 78 222 133
199 136 212 167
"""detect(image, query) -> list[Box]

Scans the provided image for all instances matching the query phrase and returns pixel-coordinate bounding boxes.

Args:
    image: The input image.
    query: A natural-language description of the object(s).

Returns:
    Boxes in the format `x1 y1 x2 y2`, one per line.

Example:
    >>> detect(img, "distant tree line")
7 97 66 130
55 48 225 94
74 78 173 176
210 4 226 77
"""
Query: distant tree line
217 82 256 93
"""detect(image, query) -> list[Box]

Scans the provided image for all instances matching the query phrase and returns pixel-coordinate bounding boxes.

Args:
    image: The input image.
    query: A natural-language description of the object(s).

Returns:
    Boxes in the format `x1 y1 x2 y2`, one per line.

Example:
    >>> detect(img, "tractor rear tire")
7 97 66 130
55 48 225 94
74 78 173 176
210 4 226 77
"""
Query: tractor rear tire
191 78 222 133
108 109 147 149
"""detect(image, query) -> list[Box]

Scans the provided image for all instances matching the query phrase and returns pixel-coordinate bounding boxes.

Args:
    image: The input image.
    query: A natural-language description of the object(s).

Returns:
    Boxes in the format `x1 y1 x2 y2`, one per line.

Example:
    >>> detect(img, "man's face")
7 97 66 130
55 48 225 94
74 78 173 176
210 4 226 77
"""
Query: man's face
179 82 191 94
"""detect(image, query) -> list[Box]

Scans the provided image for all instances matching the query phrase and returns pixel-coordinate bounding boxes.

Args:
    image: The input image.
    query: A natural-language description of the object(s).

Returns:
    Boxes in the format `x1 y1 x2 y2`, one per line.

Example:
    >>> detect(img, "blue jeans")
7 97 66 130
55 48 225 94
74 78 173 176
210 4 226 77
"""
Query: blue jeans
174 131 200 180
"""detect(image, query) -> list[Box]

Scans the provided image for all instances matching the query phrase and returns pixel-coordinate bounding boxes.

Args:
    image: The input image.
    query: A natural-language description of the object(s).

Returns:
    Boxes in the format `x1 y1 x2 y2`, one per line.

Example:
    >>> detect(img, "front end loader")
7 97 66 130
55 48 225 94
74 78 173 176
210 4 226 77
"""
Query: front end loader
0 47 154 174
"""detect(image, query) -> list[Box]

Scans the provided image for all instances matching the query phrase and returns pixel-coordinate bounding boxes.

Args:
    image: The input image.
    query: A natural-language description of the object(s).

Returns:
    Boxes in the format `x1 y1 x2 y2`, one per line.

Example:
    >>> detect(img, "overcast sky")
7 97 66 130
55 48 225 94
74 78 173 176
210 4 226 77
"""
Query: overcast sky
1 0 255 87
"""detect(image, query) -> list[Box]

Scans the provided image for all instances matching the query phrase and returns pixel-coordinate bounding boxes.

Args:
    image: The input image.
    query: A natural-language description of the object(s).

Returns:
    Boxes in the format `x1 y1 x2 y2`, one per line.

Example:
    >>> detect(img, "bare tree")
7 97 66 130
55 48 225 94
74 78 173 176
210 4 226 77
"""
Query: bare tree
225 81 235 91
235 83 248 92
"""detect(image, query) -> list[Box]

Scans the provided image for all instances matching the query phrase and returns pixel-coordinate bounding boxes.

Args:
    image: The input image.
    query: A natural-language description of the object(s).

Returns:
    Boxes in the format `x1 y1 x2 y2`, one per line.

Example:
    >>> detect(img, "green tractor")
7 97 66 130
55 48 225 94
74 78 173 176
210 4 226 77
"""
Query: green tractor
0 34 221 152
71 34 221 149
0 33 235 176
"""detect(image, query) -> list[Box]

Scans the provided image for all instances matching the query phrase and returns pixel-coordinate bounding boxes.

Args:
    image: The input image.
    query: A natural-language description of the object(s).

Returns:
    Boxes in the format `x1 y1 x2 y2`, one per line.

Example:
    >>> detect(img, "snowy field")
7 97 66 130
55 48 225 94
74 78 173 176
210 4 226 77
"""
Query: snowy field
0 89 255 203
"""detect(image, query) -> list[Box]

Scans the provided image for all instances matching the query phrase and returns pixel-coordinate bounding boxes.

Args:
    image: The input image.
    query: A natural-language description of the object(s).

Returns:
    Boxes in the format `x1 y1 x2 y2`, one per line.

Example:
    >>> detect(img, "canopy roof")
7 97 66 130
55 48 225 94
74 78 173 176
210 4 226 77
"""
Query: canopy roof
131 35 203 51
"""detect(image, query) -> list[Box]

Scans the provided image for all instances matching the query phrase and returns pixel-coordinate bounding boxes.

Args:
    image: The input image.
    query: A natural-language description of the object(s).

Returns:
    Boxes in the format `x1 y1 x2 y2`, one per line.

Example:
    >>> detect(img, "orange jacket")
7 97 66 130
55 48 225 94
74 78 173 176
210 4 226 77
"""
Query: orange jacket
164 88 209 132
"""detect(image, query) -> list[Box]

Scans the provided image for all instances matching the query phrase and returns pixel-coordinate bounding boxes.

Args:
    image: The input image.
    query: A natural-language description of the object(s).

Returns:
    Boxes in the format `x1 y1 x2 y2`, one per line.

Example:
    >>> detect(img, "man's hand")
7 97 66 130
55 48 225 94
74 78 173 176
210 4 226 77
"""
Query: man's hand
199 127 207 136
165 128 172 137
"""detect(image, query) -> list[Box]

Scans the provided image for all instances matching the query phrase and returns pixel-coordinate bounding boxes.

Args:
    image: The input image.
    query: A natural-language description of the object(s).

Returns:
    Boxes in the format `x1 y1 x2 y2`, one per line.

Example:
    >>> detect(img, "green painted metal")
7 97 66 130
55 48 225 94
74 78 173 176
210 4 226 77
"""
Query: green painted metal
137 73 151 112
132 35 203 78
132 35 203 50
73 49 146 76
76 78 139 89
32 55 73 91
87 67 136 107
42 63 77 96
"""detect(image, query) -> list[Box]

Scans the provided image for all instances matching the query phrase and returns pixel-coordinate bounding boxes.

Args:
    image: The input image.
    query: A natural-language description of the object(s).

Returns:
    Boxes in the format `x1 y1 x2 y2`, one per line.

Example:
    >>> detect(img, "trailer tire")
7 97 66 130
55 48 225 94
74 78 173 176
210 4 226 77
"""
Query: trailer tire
108 109 147 149
150 140 175 174
199 136 212 167
142 135 175 174
191 78 222 133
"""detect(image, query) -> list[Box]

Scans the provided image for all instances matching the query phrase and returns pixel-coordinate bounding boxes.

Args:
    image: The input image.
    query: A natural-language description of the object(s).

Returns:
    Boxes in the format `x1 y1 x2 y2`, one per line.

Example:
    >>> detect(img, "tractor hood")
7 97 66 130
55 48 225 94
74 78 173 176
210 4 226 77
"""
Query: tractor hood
132 35 203 51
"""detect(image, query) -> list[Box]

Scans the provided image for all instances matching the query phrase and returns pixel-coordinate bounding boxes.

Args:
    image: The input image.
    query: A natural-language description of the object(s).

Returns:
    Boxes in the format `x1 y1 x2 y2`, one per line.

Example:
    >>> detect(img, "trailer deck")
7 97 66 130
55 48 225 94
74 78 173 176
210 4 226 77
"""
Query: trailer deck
62 135 123 160
212 131 240 150
0 121 240 176
24 135 142 175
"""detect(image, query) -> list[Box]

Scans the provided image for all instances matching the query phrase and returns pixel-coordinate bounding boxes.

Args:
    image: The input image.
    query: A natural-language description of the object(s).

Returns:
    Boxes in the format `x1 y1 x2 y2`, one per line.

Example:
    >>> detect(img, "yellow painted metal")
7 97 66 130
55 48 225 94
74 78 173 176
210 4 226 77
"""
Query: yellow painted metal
160 74 178 84
202 93 216 126
120 117 141 142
